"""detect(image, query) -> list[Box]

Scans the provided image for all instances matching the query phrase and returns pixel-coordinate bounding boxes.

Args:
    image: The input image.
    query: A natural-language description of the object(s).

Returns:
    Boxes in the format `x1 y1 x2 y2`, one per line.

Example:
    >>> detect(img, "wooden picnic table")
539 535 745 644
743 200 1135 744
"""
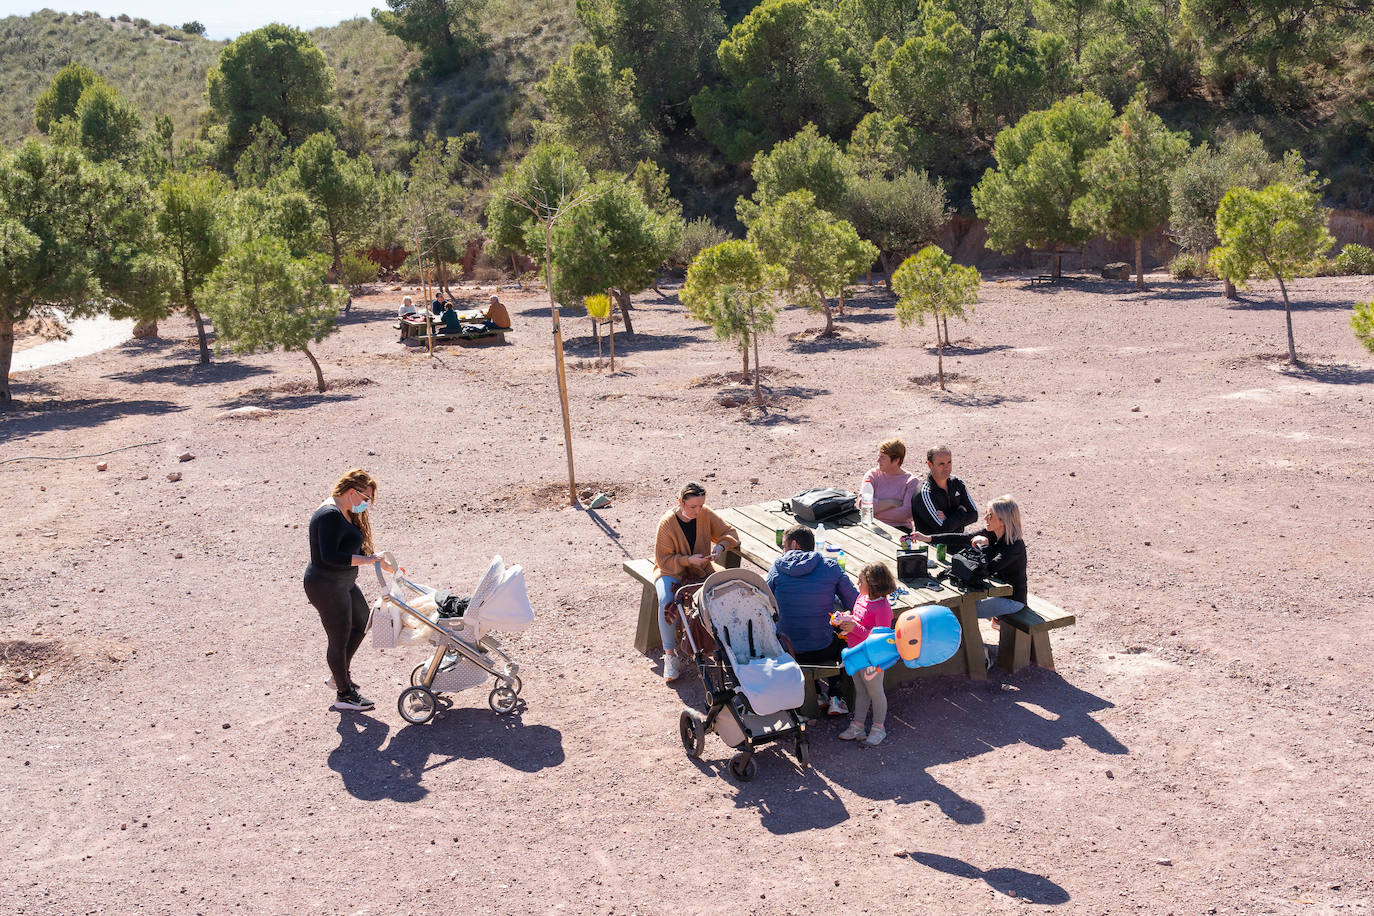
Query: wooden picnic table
714 501 1012 683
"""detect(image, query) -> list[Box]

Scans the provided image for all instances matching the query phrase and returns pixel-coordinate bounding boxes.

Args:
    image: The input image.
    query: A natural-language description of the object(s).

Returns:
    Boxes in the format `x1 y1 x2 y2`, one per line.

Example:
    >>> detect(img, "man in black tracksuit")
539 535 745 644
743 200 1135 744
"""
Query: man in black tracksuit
910 445 978 536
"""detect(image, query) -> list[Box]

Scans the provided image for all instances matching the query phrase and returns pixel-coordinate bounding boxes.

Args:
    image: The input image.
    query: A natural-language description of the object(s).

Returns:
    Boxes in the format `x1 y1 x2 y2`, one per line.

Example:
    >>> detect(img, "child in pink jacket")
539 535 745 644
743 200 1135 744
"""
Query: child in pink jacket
834 561 897 746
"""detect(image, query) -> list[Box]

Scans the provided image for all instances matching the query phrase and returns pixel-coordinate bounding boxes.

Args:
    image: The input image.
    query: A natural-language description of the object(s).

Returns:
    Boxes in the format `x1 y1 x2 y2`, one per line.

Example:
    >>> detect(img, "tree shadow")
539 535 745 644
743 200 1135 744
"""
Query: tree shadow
106 361 273 387
562 333 699 355
0 396 187 437
814 672 1125 819
1277 361 1374 385
216 391 364 411
1223 295 1351 312
906 852 1070 905
327 705 565 802
835 311 892 325
933 390 1030 408
787 333 881 353
938 342 1014 356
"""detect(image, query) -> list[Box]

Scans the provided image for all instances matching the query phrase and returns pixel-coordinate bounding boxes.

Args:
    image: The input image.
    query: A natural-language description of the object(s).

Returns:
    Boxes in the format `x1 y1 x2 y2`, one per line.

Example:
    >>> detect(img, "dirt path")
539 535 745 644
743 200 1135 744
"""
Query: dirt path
2 274 1372 914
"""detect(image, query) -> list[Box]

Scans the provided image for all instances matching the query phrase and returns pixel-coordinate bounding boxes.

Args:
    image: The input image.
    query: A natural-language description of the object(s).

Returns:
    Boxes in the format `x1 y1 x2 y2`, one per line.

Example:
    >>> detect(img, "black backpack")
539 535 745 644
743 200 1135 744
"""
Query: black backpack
947 546 988 586
789 487 857 523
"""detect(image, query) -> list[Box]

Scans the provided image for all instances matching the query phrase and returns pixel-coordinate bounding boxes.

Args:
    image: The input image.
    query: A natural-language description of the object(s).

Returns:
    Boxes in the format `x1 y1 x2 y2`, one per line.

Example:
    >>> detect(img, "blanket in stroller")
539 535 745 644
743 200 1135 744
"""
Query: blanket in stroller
700 571 805 716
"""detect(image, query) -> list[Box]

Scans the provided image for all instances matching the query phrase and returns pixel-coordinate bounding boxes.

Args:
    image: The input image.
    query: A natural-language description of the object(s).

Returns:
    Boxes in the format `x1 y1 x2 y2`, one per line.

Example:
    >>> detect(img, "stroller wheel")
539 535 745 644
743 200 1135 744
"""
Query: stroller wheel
488 685 519 714
679 709 706 758
398 686 437 725
728 752 757 782
409 664 428 687
505 674 523 696
795 736 810 768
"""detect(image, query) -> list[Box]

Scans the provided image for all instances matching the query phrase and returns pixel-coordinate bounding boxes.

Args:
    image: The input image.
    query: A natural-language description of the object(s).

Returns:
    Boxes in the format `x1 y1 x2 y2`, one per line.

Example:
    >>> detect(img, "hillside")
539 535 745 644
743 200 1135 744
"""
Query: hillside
0 3 583 167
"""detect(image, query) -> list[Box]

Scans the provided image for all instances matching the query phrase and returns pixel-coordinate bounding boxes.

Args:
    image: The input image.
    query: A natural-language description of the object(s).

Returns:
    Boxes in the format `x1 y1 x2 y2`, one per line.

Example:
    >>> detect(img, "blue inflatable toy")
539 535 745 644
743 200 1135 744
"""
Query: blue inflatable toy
894 605 962 668
841 627 900 675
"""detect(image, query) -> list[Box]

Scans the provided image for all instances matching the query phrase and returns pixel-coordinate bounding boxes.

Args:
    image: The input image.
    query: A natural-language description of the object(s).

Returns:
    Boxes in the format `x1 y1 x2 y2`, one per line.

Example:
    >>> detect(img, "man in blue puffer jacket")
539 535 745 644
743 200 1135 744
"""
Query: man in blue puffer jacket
766 524 859 715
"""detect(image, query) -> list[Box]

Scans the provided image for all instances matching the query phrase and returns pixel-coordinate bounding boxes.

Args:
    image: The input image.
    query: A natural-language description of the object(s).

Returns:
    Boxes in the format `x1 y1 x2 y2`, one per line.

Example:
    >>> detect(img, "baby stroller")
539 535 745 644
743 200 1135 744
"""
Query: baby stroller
370 554 534 724
676 568 808 781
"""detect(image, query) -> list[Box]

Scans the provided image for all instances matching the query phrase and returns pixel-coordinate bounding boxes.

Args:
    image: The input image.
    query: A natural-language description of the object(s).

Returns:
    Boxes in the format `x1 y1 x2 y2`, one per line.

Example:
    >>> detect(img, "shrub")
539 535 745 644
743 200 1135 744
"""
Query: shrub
339 252 378 293
1168 252 1203 279
1352 301 1374 354
1335 243 1374 276
671 217 731 270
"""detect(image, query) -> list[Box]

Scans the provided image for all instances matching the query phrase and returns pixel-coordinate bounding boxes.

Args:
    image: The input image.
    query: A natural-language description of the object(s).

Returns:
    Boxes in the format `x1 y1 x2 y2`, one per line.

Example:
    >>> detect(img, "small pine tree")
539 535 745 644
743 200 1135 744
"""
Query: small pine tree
891 246 981 391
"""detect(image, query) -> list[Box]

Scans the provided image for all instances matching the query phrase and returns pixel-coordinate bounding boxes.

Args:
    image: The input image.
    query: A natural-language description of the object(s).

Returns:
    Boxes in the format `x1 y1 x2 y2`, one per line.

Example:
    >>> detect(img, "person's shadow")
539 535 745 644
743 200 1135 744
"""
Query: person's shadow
328 705 565 802
907 851 1070 904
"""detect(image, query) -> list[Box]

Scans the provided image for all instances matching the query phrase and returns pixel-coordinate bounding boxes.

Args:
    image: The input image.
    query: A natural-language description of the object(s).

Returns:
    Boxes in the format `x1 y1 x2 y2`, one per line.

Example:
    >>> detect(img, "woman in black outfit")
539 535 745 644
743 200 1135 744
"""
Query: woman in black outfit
305 468 394 711
910 493 1027 618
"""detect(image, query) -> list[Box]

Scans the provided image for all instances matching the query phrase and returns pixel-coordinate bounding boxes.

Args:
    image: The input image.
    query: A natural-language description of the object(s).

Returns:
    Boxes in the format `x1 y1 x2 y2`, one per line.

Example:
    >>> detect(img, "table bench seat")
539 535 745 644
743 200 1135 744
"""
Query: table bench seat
995 594 1075 673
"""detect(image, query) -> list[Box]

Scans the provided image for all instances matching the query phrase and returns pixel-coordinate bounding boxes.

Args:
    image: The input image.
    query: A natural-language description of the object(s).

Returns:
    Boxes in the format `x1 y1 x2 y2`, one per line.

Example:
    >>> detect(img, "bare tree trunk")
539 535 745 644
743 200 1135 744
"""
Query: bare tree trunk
610 287 635 336
132 320 158 339
937 339 946 391
741 340 749 375
548 222 578 507
941 314 950 347
0 316 14 404
823 300 835 336
1275 268 1298 364
752 327 763 406
592 317 601 360
188 303 211 365
879 251 894 290
1224 277 1238 299
1135 236 1145 291
1053 251 1063 279
302 345 327 392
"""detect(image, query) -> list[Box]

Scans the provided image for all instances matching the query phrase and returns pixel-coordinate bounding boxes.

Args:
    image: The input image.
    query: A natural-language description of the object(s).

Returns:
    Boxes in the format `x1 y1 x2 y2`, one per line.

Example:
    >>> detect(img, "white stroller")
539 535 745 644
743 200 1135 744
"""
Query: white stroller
676 568 808 781
370 554 534 724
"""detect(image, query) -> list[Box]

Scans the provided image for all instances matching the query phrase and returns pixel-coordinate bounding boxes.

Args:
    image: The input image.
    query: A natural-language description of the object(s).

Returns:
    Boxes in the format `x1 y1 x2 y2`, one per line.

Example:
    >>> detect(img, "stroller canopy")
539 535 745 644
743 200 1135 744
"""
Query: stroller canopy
468 555 535 633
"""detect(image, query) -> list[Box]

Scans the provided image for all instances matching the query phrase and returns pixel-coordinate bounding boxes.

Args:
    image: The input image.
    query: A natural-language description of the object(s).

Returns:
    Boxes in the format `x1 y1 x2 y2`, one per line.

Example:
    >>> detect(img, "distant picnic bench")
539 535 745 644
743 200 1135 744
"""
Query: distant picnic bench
397 312 508 346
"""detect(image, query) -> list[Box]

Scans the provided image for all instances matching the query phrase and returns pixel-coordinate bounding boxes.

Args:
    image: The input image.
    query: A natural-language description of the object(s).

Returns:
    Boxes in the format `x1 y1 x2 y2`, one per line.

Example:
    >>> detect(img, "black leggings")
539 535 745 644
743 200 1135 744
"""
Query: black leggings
304 570 369 692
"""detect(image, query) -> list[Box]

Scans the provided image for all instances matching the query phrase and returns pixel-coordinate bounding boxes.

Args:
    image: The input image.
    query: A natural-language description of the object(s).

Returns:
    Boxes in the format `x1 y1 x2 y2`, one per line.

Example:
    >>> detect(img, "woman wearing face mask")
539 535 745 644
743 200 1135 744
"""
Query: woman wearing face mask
304 469 395 711
652 481 739 682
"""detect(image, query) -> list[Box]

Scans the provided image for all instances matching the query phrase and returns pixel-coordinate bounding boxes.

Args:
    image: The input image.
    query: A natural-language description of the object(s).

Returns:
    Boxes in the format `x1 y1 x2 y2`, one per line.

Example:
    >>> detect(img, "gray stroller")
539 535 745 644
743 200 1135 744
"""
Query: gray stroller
676 568 809 781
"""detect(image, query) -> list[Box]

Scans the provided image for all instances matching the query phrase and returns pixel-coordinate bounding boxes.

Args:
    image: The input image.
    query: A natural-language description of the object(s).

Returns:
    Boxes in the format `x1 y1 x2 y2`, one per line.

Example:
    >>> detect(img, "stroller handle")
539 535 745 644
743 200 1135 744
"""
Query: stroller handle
373 551 401 588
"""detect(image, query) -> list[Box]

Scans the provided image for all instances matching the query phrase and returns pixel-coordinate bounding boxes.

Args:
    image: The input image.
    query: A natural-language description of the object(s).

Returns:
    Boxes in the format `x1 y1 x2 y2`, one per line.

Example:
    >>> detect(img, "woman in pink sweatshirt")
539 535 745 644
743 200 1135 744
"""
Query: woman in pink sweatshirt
858 438 920 532
834 561 898 746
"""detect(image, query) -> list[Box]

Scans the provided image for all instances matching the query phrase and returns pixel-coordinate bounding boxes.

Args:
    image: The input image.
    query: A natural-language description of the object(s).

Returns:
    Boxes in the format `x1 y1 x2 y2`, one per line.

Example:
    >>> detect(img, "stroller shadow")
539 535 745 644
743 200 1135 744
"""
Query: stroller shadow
328 707 565 802
906 851 1070 905
814 672 1125 822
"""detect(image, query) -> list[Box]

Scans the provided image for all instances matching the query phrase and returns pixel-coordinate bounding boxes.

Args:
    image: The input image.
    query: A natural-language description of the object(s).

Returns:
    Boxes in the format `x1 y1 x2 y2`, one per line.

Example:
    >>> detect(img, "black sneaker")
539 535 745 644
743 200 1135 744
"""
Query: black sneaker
333 689 375 711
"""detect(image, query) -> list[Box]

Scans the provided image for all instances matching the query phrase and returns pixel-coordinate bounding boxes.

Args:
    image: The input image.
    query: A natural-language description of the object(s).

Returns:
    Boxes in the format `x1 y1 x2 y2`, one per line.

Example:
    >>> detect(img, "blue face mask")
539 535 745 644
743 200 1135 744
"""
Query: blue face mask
352 499 370 514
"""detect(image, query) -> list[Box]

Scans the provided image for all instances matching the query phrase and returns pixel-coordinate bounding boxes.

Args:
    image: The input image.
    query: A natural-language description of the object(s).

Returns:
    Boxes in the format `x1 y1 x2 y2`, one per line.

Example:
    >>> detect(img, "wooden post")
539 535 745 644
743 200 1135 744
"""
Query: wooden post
547 221 577 506
605 287 615 373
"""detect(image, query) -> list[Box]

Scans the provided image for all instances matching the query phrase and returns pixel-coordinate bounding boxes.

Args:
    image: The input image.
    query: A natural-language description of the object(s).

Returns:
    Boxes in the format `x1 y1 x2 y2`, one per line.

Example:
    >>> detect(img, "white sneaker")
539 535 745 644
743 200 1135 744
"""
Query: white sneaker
663 653 682 682
827 695 849 716
838 721 866 741
864 725 887 747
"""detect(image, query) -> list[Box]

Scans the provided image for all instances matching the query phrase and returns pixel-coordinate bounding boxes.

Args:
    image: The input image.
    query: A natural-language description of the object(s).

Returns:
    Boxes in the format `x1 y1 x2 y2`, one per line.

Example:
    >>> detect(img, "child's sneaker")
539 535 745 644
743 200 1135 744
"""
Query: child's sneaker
332 690 374 711
837 721 866 741
863 724 886 746
827 695 849 716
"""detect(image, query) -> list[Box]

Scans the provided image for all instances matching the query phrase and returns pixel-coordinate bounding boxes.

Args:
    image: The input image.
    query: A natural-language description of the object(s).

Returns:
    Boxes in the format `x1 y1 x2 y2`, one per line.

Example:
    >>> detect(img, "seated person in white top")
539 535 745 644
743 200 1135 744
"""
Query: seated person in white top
397 295 422 319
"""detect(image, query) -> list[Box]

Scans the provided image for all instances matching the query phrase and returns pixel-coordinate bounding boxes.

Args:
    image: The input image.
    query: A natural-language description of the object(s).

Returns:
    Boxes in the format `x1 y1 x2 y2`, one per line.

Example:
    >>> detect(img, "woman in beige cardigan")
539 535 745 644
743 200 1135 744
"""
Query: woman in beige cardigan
653 481 740 682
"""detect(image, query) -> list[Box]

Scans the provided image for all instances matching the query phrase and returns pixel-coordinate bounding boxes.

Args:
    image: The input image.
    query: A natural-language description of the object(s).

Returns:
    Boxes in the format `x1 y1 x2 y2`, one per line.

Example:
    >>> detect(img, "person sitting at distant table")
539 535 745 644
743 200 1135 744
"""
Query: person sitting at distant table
398 295 421 319
440 303 463 333
858 437 920 532
485 294 511 330
432 297 446 316
911 444 979 536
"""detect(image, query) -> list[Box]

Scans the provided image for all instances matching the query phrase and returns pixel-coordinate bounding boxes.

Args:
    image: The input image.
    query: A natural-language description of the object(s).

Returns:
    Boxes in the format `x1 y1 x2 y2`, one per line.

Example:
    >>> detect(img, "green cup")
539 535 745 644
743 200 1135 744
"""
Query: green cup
936 543 947 563
775 528 785 548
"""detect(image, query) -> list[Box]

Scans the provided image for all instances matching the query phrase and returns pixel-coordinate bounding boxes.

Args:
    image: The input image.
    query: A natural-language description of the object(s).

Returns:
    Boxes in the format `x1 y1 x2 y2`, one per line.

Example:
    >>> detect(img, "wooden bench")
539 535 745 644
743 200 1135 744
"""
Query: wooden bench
995 594 1076 673
1029 274 1057 287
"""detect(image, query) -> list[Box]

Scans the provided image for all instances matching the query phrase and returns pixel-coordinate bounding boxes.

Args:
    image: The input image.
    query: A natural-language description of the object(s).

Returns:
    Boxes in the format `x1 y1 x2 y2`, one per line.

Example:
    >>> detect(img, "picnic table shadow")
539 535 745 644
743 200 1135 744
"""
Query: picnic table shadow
813 671 1125 817
328 706 565 802
905 851 1070 905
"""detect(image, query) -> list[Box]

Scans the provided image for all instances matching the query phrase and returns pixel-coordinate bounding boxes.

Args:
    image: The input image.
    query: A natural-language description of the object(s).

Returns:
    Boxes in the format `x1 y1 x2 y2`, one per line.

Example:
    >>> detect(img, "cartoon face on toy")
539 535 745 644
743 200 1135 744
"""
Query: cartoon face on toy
895 609 924 661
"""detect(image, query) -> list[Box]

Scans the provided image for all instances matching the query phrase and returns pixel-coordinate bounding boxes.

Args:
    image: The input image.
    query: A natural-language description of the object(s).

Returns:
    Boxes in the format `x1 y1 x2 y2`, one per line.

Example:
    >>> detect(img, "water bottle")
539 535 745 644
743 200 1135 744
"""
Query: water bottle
816 522 827 554
860 480 874 526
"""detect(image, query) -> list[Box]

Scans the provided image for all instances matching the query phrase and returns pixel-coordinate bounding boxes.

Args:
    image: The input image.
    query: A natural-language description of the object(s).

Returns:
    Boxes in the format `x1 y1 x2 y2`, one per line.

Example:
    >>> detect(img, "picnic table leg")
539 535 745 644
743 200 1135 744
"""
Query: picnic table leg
1030 630 1056 670
633 581 661 655
998 626 1031 673
956 597 987 681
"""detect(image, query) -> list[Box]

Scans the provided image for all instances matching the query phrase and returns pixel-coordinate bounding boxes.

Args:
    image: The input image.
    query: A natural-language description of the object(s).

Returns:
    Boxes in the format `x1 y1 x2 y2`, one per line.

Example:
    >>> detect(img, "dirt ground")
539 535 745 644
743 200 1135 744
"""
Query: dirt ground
3 272 1373 915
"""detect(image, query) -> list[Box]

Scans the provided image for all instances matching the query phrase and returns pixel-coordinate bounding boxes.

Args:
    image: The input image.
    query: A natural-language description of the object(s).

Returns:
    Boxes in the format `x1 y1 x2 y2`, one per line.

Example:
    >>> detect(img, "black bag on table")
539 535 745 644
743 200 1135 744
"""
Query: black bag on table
947 546 988 587
789 487 857 523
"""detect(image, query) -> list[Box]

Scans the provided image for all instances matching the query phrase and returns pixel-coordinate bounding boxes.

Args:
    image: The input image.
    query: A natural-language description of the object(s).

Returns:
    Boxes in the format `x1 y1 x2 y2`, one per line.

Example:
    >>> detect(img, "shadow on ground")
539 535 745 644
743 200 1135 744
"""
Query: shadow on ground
561 333 698 356
1 396 187 437
1278 361 1374 385
1223 295 1352 312
906 851 1071 905
107 360 273 387
328 706 565 802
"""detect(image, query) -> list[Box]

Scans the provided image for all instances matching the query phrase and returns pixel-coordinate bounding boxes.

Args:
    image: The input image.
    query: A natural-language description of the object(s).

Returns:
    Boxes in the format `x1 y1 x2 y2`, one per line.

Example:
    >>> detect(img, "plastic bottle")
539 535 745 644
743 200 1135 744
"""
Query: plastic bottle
860 480 874 526
837 548 847 571
816 522 827 554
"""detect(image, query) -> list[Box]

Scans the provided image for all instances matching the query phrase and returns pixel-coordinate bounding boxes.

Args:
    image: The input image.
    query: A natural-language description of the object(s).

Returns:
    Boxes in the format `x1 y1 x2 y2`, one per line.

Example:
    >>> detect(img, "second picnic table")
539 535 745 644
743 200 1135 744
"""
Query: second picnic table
714 501 1013 683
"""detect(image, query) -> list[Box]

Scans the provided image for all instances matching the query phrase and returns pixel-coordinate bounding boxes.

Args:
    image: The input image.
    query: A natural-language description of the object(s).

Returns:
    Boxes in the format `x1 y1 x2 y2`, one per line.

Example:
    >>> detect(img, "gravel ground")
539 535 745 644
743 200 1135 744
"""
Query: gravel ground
2 272 1372 915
